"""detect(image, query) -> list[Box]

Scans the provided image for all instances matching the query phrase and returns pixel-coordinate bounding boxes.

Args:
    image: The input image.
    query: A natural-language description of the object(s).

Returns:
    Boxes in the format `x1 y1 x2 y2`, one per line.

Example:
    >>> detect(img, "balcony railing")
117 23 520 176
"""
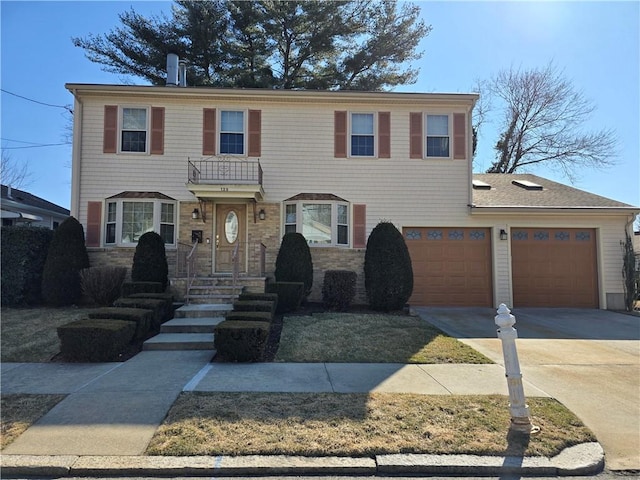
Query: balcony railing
188 157 262 185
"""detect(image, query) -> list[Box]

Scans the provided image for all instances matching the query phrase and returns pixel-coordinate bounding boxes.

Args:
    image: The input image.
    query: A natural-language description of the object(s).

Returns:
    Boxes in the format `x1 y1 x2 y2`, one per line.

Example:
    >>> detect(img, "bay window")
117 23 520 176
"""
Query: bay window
105 198 176 246
284 199 350 247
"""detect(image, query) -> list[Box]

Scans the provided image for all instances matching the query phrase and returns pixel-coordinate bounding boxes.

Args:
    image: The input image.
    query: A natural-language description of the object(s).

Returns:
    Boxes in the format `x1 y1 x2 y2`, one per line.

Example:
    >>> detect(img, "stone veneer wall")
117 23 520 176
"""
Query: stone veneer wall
308 248 367 305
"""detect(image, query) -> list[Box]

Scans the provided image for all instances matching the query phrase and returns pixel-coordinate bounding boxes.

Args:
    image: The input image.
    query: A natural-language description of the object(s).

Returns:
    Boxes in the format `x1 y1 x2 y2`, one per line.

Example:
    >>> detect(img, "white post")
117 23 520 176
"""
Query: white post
495 303 539 434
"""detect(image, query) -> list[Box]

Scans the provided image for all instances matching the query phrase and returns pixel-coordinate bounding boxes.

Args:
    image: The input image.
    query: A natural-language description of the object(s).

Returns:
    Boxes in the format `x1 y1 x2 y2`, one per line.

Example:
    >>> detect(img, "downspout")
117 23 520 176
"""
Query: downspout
69 90 83 218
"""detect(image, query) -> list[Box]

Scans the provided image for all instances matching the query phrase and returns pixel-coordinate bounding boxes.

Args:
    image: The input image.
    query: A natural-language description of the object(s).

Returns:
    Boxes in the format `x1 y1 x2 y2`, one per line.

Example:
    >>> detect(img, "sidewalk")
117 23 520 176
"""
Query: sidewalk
1 351 604 476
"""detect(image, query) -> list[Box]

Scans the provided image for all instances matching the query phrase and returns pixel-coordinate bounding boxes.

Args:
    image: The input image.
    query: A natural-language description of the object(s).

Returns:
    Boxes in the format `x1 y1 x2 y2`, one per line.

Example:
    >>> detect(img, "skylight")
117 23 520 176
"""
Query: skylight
472 179 491 190
512 180 543 190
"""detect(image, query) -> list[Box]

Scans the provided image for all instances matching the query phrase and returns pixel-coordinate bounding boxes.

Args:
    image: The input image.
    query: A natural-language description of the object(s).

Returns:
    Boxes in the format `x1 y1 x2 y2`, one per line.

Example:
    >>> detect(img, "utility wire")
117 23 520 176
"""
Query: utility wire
1 88 73 114
2 142 71 150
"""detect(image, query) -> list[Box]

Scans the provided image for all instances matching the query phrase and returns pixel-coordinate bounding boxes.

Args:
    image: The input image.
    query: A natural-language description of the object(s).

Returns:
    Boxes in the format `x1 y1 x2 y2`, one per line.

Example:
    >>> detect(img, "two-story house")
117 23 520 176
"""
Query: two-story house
65 76 638 310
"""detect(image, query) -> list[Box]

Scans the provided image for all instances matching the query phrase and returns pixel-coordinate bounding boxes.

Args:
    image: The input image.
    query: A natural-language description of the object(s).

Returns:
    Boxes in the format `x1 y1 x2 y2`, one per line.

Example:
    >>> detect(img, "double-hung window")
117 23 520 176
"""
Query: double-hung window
284 200 350 247
351 113 374 156
105 199 176 246
220 110 244 154
121 107 148 153
425 114 450 158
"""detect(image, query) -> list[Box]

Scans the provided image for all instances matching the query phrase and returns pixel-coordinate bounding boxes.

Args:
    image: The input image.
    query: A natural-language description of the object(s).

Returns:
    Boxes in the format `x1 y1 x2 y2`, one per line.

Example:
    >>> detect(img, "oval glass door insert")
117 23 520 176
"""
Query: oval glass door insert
225 211 238 243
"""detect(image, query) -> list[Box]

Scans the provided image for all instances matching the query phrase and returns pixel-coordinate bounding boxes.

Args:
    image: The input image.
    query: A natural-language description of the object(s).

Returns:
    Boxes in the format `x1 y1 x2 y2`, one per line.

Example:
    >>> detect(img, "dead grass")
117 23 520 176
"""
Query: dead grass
1 306 94 362
274 313 492 363
147 392 595 458
1 394 66 449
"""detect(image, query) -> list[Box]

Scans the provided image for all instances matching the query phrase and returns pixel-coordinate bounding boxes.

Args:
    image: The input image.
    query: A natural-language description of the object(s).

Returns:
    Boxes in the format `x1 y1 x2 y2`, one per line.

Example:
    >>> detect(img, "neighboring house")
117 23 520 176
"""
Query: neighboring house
65 77 639 310
1 184 69 229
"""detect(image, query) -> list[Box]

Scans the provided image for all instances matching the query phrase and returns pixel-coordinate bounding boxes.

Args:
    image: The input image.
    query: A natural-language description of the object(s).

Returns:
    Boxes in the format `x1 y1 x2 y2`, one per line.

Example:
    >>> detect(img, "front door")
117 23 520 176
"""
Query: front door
215 204 246 273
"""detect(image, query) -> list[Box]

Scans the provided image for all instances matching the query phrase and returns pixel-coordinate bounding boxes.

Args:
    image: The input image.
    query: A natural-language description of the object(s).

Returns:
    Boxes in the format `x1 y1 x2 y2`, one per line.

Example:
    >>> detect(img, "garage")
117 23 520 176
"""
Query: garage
404 227 493 307
511 228 598 308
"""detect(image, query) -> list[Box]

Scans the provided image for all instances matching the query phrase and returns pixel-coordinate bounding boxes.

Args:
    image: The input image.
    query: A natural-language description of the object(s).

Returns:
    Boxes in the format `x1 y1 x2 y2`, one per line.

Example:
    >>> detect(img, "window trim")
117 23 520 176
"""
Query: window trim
424 112 452 159
219 109 246 156
104 199 177 247
283 200 350 247
349 112 376 158
118 105 150 154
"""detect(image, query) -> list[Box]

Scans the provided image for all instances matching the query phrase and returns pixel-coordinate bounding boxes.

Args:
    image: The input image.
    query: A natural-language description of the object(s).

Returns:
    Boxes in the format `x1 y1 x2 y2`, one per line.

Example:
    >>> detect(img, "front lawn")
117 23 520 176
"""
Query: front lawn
274 312 492 363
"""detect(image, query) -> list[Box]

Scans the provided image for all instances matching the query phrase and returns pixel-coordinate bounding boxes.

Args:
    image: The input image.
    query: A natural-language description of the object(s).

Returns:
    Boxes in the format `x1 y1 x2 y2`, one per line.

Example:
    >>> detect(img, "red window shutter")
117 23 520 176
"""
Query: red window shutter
453 113 466 159
334 111 347 158
248 109 261 157
150 107 165 155
203 108 216 155
86 201 102 247
409 112 423 159
352 204 367 248
103 105 118 154
378 112 391 158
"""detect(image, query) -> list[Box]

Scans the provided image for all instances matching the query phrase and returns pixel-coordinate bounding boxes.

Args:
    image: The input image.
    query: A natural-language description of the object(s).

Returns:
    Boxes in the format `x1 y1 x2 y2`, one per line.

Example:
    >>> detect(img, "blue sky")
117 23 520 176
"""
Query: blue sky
1 1 638 210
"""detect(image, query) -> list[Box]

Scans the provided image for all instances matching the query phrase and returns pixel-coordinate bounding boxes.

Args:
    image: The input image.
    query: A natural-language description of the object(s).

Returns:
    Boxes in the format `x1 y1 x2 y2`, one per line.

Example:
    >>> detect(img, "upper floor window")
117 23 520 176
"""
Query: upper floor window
121 107 148 153
104 198 176 246
425 114 450 158
351 113 374 156
284 199 349 247
220 110 244 154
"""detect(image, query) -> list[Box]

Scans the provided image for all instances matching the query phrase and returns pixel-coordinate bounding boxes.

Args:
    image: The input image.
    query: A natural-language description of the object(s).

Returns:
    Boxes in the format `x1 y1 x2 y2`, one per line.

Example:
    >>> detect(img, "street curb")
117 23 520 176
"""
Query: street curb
0 442 604 477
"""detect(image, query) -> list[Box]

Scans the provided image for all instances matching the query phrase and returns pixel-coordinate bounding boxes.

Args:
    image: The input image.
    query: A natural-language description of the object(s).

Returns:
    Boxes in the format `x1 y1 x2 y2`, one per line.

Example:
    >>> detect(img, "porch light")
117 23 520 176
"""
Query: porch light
258 209 266 221
192 208 200 220
500 229 508 241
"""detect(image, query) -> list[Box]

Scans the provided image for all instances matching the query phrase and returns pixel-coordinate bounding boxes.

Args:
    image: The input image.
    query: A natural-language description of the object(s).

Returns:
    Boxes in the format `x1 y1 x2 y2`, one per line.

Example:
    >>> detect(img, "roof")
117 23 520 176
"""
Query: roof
1 185 70 216
471 174 638 210
65 83 479 107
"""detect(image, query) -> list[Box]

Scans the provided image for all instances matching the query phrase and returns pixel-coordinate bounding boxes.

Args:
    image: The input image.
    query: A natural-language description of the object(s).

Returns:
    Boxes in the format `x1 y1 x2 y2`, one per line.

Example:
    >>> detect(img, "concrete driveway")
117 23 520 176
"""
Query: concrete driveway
412 307 640 472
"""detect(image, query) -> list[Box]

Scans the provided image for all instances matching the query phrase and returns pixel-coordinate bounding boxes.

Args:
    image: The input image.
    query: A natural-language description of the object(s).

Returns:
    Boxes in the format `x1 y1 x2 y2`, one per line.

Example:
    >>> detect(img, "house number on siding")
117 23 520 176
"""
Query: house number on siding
220 187 229 192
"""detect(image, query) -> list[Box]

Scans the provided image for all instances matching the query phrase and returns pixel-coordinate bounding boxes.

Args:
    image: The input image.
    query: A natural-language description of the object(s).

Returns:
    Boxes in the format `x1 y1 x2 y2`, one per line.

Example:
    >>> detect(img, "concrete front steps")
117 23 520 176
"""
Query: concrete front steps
142 304 232 351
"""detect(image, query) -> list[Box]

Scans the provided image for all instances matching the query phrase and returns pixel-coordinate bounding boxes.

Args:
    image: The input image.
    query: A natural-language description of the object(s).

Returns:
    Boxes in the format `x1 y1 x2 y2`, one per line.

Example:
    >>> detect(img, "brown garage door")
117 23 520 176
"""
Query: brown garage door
511 228 598 308
404 227 493 307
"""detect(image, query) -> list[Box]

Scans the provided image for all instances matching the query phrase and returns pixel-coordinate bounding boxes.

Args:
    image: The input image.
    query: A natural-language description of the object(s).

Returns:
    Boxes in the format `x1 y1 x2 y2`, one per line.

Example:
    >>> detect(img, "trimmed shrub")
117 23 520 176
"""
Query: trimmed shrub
131 232 168 291
1 226 54 306
266 281 304 313
238 292 278 313
113 297 171 331
274 232 313 298
214 320 270 362
364 221 413 311
57 319 135 362
233 300 276 316
121 281 164 297
87 307 153 340
322 270 357 311
42 217 90 306
225 311 273 323
80 266 127 306
127 292 176 317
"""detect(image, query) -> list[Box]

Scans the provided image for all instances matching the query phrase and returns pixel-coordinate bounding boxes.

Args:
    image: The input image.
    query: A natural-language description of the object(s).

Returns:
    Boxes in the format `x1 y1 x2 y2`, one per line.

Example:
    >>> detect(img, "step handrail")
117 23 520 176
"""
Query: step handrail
185 240 199 304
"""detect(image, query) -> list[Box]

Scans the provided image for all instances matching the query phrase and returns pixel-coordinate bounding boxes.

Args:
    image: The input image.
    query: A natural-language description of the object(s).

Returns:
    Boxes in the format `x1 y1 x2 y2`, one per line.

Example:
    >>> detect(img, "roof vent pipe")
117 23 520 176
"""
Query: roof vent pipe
166 53 179 86
178 60 187 87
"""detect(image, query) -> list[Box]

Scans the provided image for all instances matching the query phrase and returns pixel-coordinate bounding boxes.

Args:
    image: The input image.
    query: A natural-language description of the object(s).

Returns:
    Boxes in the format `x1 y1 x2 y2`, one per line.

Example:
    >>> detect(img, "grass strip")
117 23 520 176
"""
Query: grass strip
147 392 595 458
275 313 492 363
1 394 66 449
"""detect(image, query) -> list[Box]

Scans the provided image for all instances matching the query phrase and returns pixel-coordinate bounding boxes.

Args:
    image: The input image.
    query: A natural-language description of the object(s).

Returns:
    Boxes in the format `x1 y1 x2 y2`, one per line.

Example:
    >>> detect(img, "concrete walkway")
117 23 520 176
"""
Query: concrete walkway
0 308 617 475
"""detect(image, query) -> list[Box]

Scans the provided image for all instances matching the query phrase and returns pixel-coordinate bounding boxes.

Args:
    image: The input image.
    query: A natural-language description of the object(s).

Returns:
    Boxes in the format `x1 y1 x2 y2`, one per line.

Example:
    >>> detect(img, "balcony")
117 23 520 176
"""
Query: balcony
186 158 264 200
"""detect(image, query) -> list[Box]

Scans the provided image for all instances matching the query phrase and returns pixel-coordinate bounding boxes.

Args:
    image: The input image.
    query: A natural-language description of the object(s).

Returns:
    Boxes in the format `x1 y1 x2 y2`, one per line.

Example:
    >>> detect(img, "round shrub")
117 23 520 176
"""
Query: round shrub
131 232 168 291
322 270 357 311
364 221 413 311
274 232 313 298
41 217 90 306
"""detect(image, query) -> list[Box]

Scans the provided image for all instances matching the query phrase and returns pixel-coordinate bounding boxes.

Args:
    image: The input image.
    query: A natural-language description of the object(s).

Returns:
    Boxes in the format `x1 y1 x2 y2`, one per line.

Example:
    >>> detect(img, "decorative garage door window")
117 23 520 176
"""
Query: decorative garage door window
513 229 593 242
533 231 549 241
448 230 464 240
576 231 591 241
405 229 422 240
469 230 486 240
427 229 443 240
512 230 528 241
555 231 570 241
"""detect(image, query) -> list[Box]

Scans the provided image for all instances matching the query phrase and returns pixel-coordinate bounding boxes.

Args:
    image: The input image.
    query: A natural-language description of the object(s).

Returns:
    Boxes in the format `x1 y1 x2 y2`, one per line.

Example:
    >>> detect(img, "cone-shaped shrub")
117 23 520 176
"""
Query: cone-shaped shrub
274 232 313 297
364 221 413 311
41 217 90 306
131 232 168 291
